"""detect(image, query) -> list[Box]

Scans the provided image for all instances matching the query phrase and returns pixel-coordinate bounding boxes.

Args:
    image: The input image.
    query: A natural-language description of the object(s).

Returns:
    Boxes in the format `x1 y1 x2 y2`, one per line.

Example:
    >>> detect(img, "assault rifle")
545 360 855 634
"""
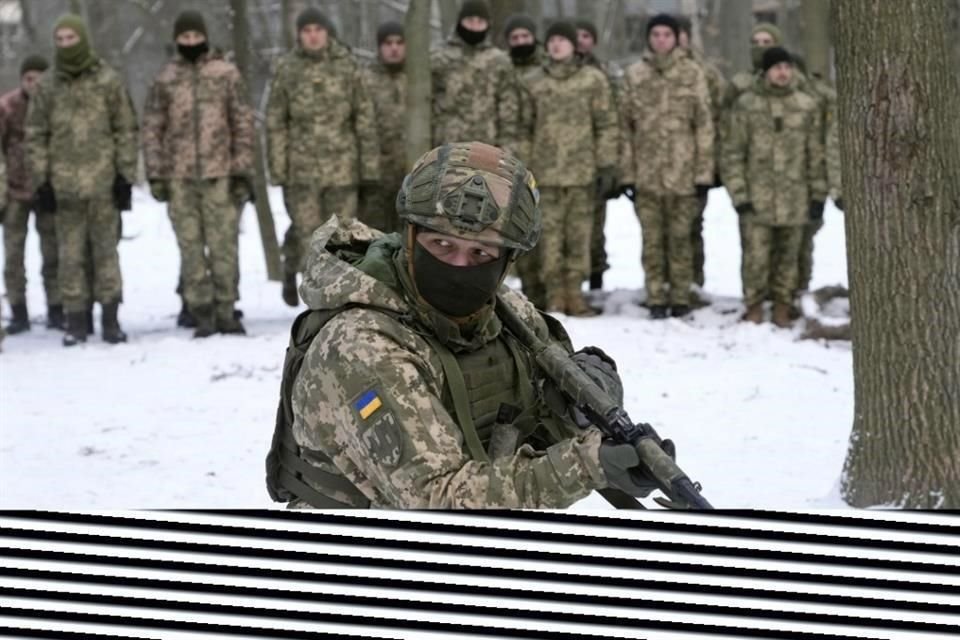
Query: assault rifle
496 296 713 510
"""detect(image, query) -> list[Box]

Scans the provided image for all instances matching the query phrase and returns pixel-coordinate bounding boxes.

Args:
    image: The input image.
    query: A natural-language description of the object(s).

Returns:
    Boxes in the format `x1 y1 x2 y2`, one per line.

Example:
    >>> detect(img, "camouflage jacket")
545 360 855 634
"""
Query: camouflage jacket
721 78 827 226
290 216 607 509
0 88 34 201
620 48 714 196
804 74 841 199
266 41 380 187
142 51 254 180
518 60 619 186
361 62 407 191
685 48 727 125
431 36 519 152
25 60 138 199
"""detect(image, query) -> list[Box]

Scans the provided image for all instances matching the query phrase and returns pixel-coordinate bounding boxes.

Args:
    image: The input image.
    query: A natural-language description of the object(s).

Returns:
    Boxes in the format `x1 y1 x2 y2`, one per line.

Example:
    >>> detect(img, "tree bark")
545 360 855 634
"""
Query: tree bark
835 0 960 508
436 0 459 37
405 0 433 169
801 0 832 80
716 0 752 77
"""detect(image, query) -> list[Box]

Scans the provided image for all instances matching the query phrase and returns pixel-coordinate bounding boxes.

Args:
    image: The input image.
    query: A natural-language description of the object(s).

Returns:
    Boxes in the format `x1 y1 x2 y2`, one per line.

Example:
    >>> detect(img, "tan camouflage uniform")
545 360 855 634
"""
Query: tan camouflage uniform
518 60 618 312
620 48 714 308
1 87 59 310
267 39 380 277
288 217 607 508
142 50 254 320
25 61 138 314
722 77 826 308
359 61 406 234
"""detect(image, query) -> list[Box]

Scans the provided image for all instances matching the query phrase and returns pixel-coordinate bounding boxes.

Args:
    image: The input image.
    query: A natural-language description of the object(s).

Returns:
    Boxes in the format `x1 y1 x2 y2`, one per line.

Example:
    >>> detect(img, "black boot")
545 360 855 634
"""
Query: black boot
62 311 88 347
177 299 196 328
671 305 691 318
589 273 603 291
5 303 30 334
101 302 128 344
85 305 95 336
192 305 216 338
282 272 298 307
649 305 669 320
216 302 246 335
46 304 65 330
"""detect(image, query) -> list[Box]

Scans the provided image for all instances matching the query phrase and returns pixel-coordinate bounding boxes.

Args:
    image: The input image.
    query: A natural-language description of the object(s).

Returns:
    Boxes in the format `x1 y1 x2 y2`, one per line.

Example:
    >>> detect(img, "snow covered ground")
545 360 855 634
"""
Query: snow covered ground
0 187 851 509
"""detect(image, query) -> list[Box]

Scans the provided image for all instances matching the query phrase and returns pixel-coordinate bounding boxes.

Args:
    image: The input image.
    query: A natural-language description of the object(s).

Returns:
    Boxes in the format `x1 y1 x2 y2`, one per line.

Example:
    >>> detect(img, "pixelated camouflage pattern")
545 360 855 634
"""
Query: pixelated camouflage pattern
359 61 407 232
685 48 727 126
722 77 827 226
620 48 714 196
518 60 619 186
635 194 700 307
282 184 358 274
431 36 519 151
266 41 380 187
804 74 841 199
3 199 58 306
142 52 254 180
55 193 122 312
25 61 138 199
740 221 804 306
538 186 592 308
510 46 545 71
798 217 824 292
288 216 607 508
0 88 36 201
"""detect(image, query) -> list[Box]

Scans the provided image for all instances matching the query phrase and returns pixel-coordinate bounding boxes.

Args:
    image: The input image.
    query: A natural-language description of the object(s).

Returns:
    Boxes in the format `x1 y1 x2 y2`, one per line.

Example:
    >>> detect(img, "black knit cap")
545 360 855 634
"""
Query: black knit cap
377 21 404 45
646 13 680 40
675 14 692 35
458 0 490 21
761 46 793 72
297 7 333 33
574 18 597 42
504 14 537 38
545 20 577 47
20 54 49 76
173 10 207 39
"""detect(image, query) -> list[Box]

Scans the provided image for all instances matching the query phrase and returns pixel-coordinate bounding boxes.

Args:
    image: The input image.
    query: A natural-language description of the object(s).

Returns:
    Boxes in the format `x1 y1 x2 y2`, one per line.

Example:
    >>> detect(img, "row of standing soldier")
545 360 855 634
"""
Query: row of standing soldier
0 2 841 349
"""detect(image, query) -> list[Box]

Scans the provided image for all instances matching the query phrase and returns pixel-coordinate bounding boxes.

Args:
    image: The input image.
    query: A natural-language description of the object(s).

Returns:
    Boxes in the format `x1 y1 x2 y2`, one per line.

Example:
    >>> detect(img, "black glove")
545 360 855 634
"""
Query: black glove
230 175 255 206
112 175 132 211
619 183 636 202
595 167 619 200
695 183 711 202
149 179 169 203
833 197 844 212
34 182 57 214
599 438 676 498
735 202 754 216
809 200 825 220
543 346 623 428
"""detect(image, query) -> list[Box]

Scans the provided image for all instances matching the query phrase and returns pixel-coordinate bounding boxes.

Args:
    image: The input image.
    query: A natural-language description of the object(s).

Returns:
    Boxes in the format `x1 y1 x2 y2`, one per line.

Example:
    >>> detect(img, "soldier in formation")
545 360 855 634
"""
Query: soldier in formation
25 14 138 346
2 55 61 335
504 14 542 69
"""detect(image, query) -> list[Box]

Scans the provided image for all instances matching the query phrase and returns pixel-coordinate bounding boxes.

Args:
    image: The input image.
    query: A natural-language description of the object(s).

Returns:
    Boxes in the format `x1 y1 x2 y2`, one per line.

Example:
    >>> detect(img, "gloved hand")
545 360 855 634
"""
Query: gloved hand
735 202 754 216
112 175 132 211
595 167 619 200
695 183 711 202
230 175 255 206
34 182 57 214
809 200 825 220
599 438 677 497
833 197 844 212
543 346 623 428
149 179 169 203
619 183 636 202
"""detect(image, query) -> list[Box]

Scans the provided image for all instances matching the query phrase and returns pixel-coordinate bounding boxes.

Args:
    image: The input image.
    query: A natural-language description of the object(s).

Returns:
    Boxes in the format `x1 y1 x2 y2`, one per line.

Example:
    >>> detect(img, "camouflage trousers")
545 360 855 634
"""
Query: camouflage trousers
515 242 545 309
282 184 358 276
56 193 123 312
3 199 59 306
589 197 608 279
169 179 240 309
691 197 708 288
797 218 824 293
635 193 698 306
740 220 804 307
358 180 404 235
539 186 593 306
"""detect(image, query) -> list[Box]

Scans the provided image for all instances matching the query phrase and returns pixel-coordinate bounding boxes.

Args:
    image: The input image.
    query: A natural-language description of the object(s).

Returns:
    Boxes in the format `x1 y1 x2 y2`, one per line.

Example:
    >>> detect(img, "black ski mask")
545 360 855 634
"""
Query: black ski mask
457 22 488 46
509 43 537 62
178 41 209 63
412 241 508 318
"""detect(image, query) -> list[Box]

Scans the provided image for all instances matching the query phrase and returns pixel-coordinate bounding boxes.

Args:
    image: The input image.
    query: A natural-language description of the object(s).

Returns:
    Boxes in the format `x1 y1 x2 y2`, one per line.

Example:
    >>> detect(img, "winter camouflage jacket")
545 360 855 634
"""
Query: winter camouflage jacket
0 88 35 201
361 62 407 193
518 60 619 186
430 35 519 151
141 51 254 180
288 216 607 509
619 48 714 196
266 40 380 187
722 77 827 226
25 60 138 199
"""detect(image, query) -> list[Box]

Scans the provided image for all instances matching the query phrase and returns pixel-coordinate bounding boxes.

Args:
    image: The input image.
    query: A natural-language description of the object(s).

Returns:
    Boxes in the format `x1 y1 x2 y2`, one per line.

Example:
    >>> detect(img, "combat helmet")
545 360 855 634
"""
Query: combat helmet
396 141 542 253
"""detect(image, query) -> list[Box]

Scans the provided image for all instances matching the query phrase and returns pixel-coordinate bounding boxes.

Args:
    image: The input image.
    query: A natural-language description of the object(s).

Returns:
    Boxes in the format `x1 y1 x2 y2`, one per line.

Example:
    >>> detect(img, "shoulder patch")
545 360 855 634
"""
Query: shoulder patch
353 388 383 420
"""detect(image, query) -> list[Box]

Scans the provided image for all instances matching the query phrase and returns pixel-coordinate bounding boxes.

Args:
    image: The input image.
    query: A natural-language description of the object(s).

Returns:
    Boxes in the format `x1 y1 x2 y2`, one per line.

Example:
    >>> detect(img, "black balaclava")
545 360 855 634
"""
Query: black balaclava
456 0 490 46
412 237 508 318
505 14 537 62
173 10 209 62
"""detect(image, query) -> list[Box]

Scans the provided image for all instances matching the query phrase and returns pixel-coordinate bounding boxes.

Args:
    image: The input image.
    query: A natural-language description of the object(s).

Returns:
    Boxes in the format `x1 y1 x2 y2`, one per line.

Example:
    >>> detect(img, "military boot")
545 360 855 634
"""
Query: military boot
62 311 88 347
85 305 95 336
282 272 299 307
772 302 794 329
176 298 196 328
5 303 30 334
648 305 669 320
742 303 764 324
215 302 246 335
192 305 216 338
46 304 65 330
589 273 603 291
566 287 598 317
101 302 128 344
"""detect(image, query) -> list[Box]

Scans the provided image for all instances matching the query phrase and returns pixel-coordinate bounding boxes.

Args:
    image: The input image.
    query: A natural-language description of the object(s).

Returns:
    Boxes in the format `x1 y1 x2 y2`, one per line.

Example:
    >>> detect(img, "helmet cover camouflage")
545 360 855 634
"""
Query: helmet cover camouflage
396 141 542 252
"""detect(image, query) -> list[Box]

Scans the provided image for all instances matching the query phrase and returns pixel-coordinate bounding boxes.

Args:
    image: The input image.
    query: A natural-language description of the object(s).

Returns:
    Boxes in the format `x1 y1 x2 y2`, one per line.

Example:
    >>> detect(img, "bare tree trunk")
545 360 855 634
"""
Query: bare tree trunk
19 0 38 43
231 0 282 282
436 0 458 37
281 0 295 50
835 0 960 508
717 0 752 76
801 0 832 79
405 0 433 168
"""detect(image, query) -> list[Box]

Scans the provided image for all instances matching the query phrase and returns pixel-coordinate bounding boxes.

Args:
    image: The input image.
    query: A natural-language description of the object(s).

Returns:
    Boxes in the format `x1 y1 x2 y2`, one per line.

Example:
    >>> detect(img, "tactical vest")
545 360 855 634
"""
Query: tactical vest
266 303 561 508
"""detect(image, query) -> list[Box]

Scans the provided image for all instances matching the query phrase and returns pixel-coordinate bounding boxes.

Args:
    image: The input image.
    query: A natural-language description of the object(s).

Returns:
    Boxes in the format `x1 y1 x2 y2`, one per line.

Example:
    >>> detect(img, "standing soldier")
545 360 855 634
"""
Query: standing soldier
505 14 542 69
518 21 619 316
431 1 518 150
676 15 727 294
619 14 714 319
25 14 138 346
574 19 623 293
359 21 407 234
267 8 380 307
2 55 62 334
722 23 785 112
142 11 254 337
722 48 826 328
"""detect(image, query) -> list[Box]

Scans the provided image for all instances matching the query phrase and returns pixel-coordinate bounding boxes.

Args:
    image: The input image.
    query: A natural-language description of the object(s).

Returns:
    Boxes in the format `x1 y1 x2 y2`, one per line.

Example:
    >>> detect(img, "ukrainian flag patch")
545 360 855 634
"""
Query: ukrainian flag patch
354 389 383 420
